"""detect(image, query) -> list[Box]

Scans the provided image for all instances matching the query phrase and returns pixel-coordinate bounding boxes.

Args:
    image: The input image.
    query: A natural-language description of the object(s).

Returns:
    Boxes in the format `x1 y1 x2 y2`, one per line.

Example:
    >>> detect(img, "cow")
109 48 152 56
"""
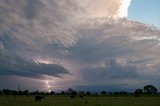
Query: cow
79 95 83 99
70 95 75 99
35 96 45 102
134 94 140 97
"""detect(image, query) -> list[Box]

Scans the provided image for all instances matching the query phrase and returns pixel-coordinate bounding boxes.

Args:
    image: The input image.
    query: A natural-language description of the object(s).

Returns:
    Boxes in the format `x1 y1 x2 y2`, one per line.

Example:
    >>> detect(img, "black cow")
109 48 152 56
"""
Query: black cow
134 94 140 97
79 95 83 99
35 96 45 102
70 95 75 99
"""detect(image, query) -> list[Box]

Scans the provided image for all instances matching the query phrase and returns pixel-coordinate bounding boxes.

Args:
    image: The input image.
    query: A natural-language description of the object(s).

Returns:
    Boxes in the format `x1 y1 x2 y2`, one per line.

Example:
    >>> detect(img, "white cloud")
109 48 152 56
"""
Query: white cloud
80 0 132 18
118 0 132 18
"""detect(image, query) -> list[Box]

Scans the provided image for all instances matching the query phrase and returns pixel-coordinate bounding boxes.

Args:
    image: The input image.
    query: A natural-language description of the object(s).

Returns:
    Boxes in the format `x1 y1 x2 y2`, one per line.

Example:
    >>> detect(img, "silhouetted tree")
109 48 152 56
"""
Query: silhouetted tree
78 91 84 95
71 91 77 95
78 91 84 98
114 92 119 97
0 90 2 95
61 91 65 95
67 88 73 95
101 91 106 95
39 92 47 95
86 91 91 95
119 91 128 95
23 90 29 95
109 92 113 95
143 85 158 94
12 90 18 95
2 89 12 95
114 92 119 95
33 90 40 95
18 90 23 95
50 91 55 95
134 89 143 95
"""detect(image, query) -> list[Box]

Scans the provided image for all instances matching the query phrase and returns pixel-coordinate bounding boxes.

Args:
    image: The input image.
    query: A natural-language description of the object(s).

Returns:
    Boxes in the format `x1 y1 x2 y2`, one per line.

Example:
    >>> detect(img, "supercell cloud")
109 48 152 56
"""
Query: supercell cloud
0 0 160 91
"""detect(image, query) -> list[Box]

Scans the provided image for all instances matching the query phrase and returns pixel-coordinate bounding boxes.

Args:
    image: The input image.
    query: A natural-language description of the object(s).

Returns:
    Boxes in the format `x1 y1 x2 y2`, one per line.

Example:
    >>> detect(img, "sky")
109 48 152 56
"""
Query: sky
128 0 160 28
0 0 160 92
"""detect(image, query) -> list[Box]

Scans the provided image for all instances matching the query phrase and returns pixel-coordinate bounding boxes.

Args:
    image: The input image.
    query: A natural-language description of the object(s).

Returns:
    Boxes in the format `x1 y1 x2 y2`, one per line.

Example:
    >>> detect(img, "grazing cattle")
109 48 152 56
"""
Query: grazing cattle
35 96 45 102
134 94 140 97
114 97 118 100
79 95 83 99
70 95 75 99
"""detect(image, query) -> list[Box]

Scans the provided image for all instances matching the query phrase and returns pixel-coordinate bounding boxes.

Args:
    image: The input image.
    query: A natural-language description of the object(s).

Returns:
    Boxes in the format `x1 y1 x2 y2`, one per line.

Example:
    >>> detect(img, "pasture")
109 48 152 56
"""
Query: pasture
0 95 160 106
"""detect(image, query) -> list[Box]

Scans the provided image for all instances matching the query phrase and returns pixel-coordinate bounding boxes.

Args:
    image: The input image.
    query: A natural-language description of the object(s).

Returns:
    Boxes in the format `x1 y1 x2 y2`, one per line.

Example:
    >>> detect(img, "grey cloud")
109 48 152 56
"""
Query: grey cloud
0 0 81 52
0 52 70 78
65 18 160 89
25 0 45 20
0 0 79 80
82 59 139 83
69 19 160 64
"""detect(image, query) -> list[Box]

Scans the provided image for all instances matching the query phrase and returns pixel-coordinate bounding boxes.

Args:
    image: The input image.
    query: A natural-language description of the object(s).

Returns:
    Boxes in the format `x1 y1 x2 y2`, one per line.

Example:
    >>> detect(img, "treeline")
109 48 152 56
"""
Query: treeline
0 89 131 96
0 89 50 95
0 85 159 96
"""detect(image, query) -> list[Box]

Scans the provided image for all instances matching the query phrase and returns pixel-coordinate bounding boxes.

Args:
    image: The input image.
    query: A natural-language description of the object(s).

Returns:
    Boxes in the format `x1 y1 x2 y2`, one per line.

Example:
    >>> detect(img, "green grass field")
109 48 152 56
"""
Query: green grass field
0 95 160 106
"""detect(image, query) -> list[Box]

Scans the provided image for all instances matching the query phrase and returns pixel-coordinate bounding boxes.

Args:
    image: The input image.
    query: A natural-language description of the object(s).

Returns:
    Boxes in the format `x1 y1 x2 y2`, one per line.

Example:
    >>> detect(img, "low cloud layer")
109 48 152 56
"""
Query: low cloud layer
0 0 160 91
0 51 70 78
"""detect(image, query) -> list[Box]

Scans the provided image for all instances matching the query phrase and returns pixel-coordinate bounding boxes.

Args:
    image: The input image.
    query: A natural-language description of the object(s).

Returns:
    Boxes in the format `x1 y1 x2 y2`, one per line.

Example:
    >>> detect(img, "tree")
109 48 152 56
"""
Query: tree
134 89 143 95
71 91 77 96
18 90 23 95
0 90 2 95
2 89 12 95
50 91 55 95
61 91 65 95
12 90 18 95
86 91 91 95
23 90 29 95
143 85 158 94
67 88 73 95
101 91 106 95
114 92 119 95
119 91 128 95
78 91 84 95
78 91 84 97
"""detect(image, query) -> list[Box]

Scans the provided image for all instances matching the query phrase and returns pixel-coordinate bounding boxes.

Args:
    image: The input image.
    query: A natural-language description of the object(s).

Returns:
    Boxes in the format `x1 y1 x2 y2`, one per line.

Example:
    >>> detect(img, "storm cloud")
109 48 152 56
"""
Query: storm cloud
0 0 160 91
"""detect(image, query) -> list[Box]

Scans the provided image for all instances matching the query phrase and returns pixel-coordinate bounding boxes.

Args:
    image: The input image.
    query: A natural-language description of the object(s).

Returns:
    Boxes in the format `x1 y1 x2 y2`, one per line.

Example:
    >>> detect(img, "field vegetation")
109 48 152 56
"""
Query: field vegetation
0 95 160 106
0 85 159 106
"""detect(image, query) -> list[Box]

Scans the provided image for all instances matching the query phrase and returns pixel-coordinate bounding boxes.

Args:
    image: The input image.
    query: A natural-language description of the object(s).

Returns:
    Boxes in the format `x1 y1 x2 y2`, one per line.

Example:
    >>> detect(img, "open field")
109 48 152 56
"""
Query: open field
0 95 160 106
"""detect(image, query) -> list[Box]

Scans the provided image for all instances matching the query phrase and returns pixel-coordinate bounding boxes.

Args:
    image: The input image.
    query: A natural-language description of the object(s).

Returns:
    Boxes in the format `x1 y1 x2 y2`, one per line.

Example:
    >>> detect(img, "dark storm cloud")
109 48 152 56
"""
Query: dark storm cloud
25 0 45 20
65 18 160 89
0 0 78 80
0 49 70 78
83 59 139 80
70 19 160 63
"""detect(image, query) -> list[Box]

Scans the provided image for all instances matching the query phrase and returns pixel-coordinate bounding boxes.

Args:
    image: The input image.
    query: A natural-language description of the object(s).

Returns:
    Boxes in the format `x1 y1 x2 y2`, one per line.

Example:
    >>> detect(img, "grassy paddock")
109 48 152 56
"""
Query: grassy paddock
0 95 160 106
